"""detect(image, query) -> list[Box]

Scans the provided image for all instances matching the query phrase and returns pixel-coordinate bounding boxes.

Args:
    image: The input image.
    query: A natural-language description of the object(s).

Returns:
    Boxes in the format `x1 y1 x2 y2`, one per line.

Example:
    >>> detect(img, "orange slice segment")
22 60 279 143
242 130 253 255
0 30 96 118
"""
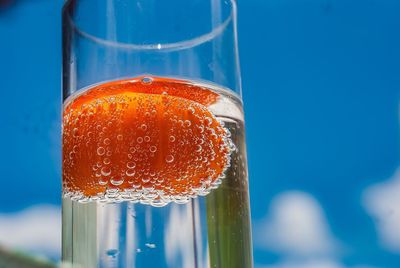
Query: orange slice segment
62 76 231 204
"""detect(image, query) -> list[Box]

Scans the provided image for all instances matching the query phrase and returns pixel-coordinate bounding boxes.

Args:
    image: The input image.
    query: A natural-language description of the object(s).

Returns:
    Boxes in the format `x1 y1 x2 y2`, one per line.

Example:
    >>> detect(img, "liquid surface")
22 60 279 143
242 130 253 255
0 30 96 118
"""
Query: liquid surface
62 76 235 206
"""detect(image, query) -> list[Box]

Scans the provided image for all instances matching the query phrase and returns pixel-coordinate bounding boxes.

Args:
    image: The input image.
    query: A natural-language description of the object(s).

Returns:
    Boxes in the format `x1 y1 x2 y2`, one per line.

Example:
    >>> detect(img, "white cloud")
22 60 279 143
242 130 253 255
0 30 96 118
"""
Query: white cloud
363 168 400 253
164 202 199 268
0 205 61 257
255 191 339 257
257 258 343 268
257 259 376 268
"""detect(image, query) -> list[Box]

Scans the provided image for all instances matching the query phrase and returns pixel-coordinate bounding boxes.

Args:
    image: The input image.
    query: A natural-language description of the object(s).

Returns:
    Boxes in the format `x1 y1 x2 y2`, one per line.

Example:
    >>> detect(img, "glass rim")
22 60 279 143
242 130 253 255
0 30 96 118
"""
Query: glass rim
63 0 236 52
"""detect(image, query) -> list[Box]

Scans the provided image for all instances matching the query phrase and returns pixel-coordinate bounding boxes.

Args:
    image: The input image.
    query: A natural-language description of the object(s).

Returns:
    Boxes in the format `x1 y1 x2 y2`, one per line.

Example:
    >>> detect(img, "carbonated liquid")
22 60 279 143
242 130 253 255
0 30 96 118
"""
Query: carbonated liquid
61 76 252 268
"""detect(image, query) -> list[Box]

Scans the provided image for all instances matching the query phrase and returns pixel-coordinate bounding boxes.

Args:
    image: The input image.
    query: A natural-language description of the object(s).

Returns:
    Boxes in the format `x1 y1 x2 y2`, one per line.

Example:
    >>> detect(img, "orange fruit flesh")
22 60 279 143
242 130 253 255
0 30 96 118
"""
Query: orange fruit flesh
62 76 231 201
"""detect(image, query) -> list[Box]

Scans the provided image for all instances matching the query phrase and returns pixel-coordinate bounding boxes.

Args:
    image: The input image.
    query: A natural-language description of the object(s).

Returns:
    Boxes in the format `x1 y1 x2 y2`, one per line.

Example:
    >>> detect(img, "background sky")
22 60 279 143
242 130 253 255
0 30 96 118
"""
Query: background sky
1 0 400 267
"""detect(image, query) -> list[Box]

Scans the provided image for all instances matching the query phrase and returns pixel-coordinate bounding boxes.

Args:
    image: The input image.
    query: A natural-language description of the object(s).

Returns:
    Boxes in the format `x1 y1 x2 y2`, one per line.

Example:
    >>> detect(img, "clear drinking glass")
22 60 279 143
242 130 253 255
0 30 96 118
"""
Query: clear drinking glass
62 0 252 267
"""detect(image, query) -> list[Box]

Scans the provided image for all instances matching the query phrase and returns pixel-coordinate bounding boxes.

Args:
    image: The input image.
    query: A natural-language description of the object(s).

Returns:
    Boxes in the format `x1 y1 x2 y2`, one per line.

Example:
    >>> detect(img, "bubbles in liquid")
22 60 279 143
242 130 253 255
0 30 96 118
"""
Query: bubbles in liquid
99 177 108 186
72 128 79 137
165 155 174 163
101 167 111 176
127 162 136 169
97 147 105 156
62 76 235 205
141 77 153 84
126 169 135 177
106 249 119 258
110 177 124 186
140 124 147 131
145 243 156 249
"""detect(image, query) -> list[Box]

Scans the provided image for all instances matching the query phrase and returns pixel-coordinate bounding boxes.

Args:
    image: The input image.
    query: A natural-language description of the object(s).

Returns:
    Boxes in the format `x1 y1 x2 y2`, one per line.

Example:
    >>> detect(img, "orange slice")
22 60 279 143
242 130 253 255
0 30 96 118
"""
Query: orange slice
62 76 231 204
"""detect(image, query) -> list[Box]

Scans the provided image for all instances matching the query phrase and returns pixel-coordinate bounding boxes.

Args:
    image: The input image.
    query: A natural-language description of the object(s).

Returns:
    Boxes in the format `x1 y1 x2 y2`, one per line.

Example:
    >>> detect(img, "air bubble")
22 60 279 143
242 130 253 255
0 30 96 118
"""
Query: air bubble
97 147 105 156
150 146 157 153
140 124 147 131
117 134 123 141
126 169 136 177
175 196 190 204
72 128 79 137
127 162 136 169
101 167 112 176
169 136 176 142
144 136 150 142
198 126 204 133
151 200 168 207
104 138 111 145
103 158 111 165
137 137 143 143
165 155 174 163
196 145 202 152
106 249 119 257
111 178 124 186
99 177 108 185
141 77 153 84
145 243 156 249
184 120 191 127
132 181 141 188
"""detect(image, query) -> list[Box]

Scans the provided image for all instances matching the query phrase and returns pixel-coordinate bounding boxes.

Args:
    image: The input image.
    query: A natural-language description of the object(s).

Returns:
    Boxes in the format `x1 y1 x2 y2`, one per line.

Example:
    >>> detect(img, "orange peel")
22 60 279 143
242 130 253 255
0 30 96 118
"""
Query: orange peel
62 76 231 204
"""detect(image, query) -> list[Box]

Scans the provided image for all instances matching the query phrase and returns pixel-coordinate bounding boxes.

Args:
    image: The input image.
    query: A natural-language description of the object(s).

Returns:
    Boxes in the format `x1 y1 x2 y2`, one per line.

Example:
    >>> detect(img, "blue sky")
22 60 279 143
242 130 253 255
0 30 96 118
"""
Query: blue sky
1 0 400 267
